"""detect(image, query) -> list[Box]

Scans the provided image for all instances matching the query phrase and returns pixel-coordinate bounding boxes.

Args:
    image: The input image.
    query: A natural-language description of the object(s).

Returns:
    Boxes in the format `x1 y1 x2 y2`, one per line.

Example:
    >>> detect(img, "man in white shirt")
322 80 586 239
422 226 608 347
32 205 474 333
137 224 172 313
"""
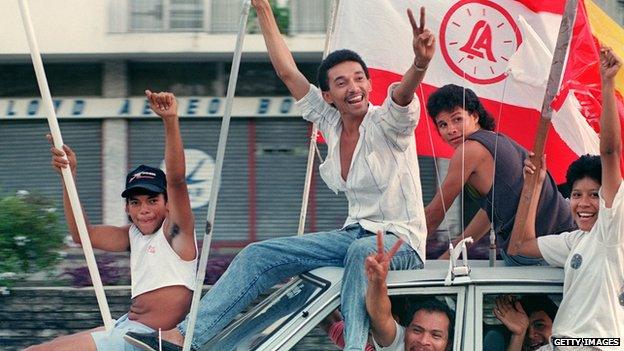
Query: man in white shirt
366 233 454 351
507 47 623 350
125 2 435 351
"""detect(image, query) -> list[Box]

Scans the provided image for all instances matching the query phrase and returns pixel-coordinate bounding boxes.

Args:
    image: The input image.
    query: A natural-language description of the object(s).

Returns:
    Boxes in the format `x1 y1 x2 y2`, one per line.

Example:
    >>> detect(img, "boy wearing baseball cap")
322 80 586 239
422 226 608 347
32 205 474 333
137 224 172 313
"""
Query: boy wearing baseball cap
27 91 197 351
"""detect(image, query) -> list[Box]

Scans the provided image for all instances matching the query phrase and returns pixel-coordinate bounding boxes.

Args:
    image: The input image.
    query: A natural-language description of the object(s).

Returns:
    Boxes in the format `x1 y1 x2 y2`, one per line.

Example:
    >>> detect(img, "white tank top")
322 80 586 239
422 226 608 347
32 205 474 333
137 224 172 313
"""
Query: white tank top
129 224 197 299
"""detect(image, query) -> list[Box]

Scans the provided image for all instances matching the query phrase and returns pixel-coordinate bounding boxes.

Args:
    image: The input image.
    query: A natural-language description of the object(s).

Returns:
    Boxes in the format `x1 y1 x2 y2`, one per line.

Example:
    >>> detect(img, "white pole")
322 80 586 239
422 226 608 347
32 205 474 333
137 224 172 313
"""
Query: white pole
297 0 341 235
17 0 113 330
182 1 251 350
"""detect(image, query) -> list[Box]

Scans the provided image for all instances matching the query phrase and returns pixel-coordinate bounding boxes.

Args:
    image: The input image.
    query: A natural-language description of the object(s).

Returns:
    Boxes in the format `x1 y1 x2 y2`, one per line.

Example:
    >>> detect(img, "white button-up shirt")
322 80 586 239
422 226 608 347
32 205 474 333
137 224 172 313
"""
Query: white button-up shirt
296 84 427 261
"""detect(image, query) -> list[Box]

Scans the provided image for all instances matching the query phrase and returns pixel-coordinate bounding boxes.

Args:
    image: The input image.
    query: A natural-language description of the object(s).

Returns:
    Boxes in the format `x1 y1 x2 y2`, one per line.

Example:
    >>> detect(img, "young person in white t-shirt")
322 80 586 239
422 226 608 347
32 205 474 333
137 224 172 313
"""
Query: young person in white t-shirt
507 47 623 350
26 91 197 351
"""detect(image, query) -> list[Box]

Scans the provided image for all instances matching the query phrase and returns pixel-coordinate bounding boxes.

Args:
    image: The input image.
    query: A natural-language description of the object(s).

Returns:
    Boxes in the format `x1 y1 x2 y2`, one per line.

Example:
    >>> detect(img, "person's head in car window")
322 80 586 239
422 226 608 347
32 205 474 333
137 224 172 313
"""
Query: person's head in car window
403 299 455 351
494 294 557 351
521 295 557 350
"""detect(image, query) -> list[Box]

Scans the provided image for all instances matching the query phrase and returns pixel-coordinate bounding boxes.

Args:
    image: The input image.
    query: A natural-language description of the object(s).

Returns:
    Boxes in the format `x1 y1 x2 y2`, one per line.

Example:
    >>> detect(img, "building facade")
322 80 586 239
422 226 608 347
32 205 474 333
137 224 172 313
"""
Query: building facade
0 0 446 255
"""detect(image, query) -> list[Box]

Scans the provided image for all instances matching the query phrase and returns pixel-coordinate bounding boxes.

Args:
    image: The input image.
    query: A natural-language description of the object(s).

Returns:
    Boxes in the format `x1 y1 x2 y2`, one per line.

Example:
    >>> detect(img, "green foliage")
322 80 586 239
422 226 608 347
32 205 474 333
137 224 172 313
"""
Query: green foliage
248 0 290 34
0 191 64 287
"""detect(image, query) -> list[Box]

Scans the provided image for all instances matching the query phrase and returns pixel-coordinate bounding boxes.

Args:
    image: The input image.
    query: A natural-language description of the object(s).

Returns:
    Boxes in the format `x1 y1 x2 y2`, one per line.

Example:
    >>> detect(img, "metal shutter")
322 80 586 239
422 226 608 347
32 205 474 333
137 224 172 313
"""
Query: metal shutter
253 118 309 240
418 156 437 205
0 120 103 223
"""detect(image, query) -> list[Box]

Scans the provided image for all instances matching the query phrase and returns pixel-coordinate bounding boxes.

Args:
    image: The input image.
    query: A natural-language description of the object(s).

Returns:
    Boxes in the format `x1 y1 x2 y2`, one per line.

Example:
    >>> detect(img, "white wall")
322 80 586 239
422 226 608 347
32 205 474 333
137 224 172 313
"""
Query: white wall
1 0 324 61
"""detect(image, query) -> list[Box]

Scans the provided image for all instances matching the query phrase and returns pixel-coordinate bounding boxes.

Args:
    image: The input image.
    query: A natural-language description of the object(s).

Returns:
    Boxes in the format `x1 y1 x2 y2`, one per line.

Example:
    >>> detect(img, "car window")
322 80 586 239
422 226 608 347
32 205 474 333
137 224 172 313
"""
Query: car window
204 277 327 351
292 292 460 350
482 293 562 351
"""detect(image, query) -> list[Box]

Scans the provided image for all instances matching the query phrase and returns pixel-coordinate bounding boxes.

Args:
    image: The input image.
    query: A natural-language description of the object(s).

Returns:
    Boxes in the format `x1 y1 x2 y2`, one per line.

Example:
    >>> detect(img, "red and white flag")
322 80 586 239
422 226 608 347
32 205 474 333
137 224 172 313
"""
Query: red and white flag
328 0 609 183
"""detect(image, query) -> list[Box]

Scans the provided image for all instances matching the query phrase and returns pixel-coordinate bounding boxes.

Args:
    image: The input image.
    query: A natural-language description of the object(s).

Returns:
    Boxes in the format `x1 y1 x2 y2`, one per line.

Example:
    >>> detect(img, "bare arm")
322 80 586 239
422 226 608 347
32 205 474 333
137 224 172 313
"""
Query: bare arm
366 232 403 347
49 138 130 251
392 7 435 106
145 91 196 261
598 47 622 207
252 0 310 100
506 155 545 257
425 141 483 236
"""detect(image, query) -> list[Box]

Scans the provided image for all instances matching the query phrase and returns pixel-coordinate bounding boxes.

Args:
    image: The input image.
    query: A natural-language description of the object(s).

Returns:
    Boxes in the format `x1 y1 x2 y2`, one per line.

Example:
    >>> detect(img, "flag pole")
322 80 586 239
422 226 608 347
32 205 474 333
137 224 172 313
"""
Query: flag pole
297 0 341 235
17 0 113 330
182 1 251 350
510 0 578 247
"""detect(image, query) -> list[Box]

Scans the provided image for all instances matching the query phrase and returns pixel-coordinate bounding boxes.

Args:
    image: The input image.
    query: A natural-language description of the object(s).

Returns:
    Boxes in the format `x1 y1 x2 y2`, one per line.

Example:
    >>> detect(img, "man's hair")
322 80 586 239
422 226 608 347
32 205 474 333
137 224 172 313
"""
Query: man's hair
403 298 455 347
566 154 602 189
520 294 558 322
316 49 369 92
426 84 496 131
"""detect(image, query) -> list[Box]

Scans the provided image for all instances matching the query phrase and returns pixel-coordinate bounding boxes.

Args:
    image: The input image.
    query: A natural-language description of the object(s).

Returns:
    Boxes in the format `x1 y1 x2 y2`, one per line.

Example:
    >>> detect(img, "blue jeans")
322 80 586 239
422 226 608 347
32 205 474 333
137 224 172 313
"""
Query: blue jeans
178 224 423 350
500 249 548 266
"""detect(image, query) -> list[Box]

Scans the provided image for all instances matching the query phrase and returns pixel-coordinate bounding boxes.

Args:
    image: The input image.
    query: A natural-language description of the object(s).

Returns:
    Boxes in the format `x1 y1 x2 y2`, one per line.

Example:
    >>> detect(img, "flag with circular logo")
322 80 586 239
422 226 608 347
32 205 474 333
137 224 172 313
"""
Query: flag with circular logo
328 0 624 183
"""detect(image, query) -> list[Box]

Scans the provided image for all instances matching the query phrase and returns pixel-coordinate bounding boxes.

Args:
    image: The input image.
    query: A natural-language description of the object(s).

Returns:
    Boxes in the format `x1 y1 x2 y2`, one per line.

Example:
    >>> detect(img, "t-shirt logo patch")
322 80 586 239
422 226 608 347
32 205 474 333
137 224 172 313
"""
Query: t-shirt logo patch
570 253 582 269
147 245 156 254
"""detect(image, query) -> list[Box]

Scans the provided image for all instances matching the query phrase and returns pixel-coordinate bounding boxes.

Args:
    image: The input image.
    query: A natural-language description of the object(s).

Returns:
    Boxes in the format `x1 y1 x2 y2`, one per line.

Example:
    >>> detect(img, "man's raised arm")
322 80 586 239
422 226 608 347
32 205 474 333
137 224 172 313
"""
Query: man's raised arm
392 7 435 107
252 0 310 100
366 232 403 347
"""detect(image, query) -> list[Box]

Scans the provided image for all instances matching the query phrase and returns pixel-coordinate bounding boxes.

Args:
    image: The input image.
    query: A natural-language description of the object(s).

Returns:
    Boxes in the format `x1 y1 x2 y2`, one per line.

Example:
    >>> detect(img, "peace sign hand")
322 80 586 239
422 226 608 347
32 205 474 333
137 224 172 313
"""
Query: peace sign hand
365 231 404 286
407 7 436 69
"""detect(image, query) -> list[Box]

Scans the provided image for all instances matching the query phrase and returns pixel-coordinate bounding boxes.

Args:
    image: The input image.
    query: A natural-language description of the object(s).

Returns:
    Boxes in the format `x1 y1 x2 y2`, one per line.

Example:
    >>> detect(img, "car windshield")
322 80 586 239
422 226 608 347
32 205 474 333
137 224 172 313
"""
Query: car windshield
202 276 327 351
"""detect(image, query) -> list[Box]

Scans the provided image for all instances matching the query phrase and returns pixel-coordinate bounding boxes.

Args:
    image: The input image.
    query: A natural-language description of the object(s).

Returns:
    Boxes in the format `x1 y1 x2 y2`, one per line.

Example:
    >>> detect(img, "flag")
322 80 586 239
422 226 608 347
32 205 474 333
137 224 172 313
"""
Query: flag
506 15 599 157
328 0 624 183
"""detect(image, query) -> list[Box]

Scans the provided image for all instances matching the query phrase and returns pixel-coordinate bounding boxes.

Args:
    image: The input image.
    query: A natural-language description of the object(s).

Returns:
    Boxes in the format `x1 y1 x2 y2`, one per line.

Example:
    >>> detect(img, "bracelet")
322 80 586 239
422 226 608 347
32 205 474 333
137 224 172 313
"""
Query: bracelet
414 62 429 72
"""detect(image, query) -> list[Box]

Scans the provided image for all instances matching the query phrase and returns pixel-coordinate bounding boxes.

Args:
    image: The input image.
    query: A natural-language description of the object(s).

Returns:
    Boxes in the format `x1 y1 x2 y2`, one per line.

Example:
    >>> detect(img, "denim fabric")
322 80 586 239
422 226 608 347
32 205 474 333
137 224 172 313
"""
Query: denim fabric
91 313 154 351
178 224 423 350
500 249 548 266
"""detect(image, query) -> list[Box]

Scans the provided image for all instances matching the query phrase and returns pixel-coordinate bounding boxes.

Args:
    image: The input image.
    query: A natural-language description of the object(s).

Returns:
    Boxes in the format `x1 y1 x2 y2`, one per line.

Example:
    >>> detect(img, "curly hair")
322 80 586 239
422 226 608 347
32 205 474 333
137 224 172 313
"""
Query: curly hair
426 84 496 131
565 154 602 189
317 49 369 92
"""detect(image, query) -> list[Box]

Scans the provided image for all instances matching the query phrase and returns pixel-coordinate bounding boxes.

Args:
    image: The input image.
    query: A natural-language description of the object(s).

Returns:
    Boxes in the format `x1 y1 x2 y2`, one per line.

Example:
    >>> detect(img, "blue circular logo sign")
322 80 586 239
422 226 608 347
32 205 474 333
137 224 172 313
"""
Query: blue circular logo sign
161 149 214 209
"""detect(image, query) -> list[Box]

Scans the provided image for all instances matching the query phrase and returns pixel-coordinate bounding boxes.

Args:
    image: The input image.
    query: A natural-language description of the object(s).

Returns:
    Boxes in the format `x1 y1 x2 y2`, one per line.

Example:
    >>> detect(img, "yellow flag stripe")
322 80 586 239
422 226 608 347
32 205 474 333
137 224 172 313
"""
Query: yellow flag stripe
586 0 624 92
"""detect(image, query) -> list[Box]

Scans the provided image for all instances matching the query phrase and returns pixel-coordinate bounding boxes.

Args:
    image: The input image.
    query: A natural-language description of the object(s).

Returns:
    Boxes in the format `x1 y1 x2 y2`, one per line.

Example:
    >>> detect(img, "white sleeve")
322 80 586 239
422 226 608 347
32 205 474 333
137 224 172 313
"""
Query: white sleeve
596 180 624 245
537 231 583 267
373 321 405 351
295 84 340 133
377 83 420 151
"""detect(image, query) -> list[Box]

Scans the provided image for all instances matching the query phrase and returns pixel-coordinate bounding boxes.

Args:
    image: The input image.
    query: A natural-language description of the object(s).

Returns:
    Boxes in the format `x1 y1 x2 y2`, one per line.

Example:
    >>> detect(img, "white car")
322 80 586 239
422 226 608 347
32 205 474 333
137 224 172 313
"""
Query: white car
203 260 564 351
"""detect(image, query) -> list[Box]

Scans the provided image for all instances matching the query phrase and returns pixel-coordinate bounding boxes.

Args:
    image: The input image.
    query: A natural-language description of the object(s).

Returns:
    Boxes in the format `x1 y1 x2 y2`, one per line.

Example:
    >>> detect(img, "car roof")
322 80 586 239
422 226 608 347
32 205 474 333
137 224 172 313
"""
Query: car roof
304 260 565 288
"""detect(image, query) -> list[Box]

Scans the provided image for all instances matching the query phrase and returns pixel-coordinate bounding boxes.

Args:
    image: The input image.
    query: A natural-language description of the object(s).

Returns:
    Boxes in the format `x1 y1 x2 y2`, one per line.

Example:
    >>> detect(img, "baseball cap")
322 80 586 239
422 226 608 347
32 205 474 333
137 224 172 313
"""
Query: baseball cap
121 165 167 198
